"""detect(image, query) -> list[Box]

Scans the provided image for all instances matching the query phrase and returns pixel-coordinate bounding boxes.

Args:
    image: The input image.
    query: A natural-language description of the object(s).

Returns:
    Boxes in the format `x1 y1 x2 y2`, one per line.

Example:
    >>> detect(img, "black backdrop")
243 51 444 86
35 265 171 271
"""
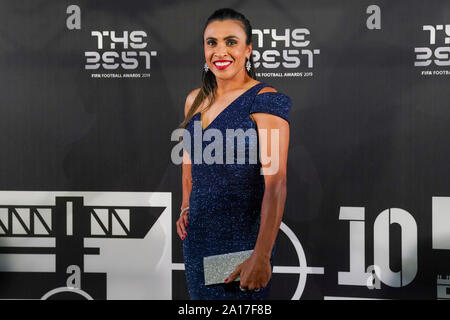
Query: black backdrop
0 0 449 300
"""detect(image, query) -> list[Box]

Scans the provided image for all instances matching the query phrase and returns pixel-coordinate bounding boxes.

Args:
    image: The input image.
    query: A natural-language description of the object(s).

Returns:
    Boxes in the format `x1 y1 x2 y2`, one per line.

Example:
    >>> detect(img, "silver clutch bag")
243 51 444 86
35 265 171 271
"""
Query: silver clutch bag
203 249 254 286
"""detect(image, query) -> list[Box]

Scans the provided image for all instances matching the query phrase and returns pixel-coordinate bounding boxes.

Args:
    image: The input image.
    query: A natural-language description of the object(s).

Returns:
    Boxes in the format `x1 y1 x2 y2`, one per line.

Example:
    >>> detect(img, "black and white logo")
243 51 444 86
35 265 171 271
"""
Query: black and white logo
0 191 171 300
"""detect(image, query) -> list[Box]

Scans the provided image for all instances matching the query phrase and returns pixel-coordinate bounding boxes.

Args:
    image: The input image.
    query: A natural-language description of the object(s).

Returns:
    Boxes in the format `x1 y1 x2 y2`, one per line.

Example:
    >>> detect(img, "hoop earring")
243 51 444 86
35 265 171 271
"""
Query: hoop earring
204 62 209 72
246 59 251 72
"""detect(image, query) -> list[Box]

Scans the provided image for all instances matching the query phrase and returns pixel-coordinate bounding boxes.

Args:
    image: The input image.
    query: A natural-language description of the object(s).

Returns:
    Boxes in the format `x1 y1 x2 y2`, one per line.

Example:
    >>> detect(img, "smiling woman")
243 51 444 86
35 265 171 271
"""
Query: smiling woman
175 8 292 300
206 36 238 70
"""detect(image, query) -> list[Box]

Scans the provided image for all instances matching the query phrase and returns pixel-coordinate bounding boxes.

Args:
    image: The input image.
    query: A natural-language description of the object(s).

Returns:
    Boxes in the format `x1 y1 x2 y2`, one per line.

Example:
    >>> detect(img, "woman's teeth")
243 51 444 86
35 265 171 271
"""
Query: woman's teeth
215 61 231 66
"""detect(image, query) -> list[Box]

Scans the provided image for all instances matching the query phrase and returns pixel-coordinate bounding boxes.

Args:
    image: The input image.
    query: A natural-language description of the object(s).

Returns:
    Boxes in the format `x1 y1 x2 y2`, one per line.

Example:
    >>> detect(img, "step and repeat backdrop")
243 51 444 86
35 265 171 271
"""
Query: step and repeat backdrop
0 0 449 300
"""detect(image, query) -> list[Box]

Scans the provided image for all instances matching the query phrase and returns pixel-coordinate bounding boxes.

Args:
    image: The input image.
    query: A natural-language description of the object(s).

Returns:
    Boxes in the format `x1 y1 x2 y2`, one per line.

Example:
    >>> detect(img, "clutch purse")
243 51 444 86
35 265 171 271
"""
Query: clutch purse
203 249 254 286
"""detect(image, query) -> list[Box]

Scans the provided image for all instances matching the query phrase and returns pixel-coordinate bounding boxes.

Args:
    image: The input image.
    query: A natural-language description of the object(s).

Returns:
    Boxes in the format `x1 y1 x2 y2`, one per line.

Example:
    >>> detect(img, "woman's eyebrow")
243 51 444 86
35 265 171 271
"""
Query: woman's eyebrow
205 35 239 41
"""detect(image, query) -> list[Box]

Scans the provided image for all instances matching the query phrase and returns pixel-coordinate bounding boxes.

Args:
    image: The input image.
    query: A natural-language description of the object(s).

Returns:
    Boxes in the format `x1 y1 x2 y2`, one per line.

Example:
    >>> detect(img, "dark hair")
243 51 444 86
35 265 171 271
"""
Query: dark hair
178 8 257 129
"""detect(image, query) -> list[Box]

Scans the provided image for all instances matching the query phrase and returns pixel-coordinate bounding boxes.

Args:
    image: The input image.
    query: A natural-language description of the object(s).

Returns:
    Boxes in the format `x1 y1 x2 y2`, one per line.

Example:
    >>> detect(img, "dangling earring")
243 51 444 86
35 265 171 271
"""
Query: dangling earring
246 58 251 72
204 62 209 72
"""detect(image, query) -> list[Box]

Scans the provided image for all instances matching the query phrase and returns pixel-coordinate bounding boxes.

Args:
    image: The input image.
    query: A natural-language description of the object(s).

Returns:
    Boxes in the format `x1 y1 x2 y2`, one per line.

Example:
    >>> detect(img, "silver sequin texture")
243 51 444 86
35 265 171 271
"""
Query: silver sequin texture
204 249 254 285
182 82 292 300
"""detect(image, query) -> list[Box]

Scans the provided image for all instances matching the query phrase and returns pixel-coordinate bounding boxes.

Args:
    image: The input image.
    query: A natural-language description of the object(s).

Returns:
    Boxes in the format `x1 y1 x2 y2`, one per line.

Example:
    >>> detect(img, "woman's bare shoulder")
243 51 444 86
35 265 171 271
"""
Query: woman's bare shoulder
184 88 201 116
256 86 278 95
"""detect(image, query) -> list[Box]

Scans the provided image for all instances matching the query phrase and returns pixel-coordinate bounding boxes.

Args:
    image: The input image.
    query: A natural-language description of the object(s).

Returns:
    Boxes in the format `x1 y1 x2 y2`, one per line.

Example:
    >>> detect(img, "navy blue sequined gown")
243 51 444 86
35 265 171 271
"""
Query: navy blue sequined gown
182 82 292 300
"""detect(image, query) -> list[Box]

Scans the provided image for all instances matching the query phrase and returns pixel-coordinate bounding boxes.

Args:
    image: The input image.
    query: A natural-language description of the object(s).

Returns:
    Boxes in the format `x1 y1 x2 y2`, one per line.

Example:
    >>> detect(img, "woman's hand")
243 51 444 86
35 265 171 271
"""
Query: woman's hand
225 252 272 291
176 205 189 240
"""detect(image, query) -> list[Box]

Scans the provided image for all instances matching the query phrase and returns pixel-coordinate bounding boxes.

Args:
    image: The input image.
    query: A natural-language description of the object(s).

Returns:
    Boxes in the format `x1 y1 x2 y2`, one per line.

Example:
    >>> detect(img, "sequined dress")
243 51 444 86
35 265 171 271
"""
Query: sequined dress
182 82 292 299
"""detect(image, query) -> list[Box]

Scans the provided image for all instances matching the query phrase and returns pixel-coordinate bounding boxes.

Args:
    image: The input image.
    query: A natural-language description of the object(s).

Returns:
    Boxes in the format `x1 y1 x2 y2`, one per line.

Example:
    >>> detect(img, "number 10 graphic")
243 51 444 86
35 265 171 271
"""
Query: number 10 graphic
338 197 450 289
338 206 418 288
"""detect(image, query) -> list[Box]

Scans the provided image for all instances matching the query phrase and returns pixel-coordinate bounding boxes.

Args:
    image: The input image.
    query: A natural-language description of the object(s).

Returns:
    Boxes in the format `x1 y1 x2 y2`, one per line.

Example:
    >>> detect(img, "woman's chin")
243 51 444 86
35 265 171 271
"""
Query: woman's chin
214 72 239 81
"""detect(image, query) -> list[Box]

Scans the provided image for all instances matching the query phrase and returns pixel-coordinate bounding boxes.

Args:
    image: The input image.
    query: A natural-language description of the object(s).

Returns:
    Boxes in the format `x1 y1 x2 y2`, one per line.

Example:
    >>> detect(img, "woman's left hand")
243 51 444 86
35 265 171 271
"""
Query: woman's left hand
225 252 271 291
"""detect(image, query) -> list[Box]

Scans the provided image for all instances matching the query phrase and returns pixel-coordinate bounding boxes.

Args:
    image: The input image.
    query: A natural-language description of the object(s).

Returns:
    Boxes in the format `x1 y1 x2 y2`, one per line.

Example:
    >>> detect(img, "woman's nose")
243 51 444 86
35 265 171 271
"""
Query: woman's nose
214 43 229 56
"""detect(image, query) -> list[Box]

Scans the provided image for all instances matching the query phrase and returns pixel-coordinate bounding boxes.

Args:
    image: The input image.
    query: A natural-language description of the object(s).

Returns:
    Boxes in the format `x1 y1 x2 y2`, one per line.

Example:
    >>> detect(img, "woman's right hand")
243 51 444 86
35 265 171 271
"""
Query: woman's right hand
177 206 189 240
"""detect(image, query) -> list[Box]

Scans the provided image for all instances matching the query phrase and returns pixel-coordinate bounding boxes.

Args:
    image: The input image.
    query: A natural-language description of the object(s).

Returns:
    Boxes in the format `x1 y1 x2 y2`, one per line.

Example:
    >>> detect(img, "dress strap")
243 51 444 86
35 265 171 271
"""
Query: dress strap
245 81 273 111
247 82 292 124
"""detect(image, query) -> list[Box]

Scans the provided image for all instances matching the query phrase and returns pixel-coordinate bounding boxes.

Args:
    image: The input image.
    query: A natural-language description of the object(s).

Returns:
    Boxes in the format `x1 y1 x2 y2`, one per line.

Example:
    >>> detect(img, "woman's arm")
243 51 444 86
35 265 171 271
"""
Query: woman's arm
176 90 198 240
177 149 192 240
226 91 290 290
252 114 289 260
181 150 192 211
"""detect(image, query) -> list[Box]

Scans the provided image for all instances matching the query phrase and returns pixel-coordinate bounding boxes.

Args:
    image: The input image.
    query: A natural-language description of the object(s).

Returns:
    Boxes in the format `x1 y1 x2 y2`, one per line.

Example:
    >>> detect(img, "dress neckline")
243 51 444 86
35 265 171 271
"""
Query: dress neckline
199 81 265 131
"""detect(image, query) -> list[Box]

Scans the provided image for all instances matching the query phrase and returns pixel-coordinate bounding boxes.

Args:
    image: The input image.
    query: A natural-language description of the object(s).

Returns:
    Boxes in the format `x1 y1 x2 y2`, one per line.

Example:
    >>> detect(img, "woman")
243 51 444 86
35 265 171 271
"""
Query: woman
176 8 292 300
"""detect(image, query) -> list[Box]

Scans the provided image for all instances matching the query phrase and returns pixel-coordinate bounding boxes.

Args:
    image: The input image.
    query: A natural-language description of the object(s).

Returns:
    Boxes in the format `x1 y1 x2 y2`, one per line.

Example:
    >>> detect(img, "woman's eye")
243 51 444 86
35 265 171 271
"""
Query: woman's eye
206 40 235 46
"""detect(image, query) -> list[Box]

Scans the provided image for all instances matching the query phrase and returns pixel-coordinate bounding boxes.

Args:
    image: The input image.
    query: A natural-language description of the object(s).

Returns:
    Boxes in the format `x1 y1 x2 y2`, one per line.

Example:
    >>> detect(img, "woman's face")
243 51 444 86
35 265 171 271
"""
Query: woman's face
203 19 251 80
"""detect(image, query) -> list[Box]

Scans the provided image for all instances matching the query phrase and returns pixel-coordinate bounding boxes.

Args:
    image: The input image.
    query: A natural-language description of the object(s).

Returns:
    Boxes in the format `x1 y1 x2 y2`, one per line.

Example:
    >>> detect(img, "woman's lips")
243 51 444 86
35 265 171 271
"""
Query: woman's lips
213 61 232 70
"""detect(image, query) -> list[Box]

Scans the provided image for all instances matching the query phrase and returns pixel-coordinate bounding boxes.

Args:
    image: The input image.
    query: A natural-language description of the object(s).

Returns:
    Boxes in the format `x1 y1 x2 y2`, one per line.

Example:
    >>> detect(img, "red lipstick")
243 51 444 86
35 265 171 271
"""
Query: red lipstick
213 60 233 70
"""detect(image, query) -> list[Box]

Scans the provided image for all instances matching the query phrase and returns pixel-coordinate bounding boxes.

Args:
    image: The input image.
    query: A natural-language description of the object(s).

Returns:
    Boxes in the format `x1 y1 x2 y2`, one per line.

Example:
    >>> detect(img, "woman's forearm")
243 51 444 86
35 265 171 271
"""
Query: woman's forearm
253 179 287 259
181 162 192 209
